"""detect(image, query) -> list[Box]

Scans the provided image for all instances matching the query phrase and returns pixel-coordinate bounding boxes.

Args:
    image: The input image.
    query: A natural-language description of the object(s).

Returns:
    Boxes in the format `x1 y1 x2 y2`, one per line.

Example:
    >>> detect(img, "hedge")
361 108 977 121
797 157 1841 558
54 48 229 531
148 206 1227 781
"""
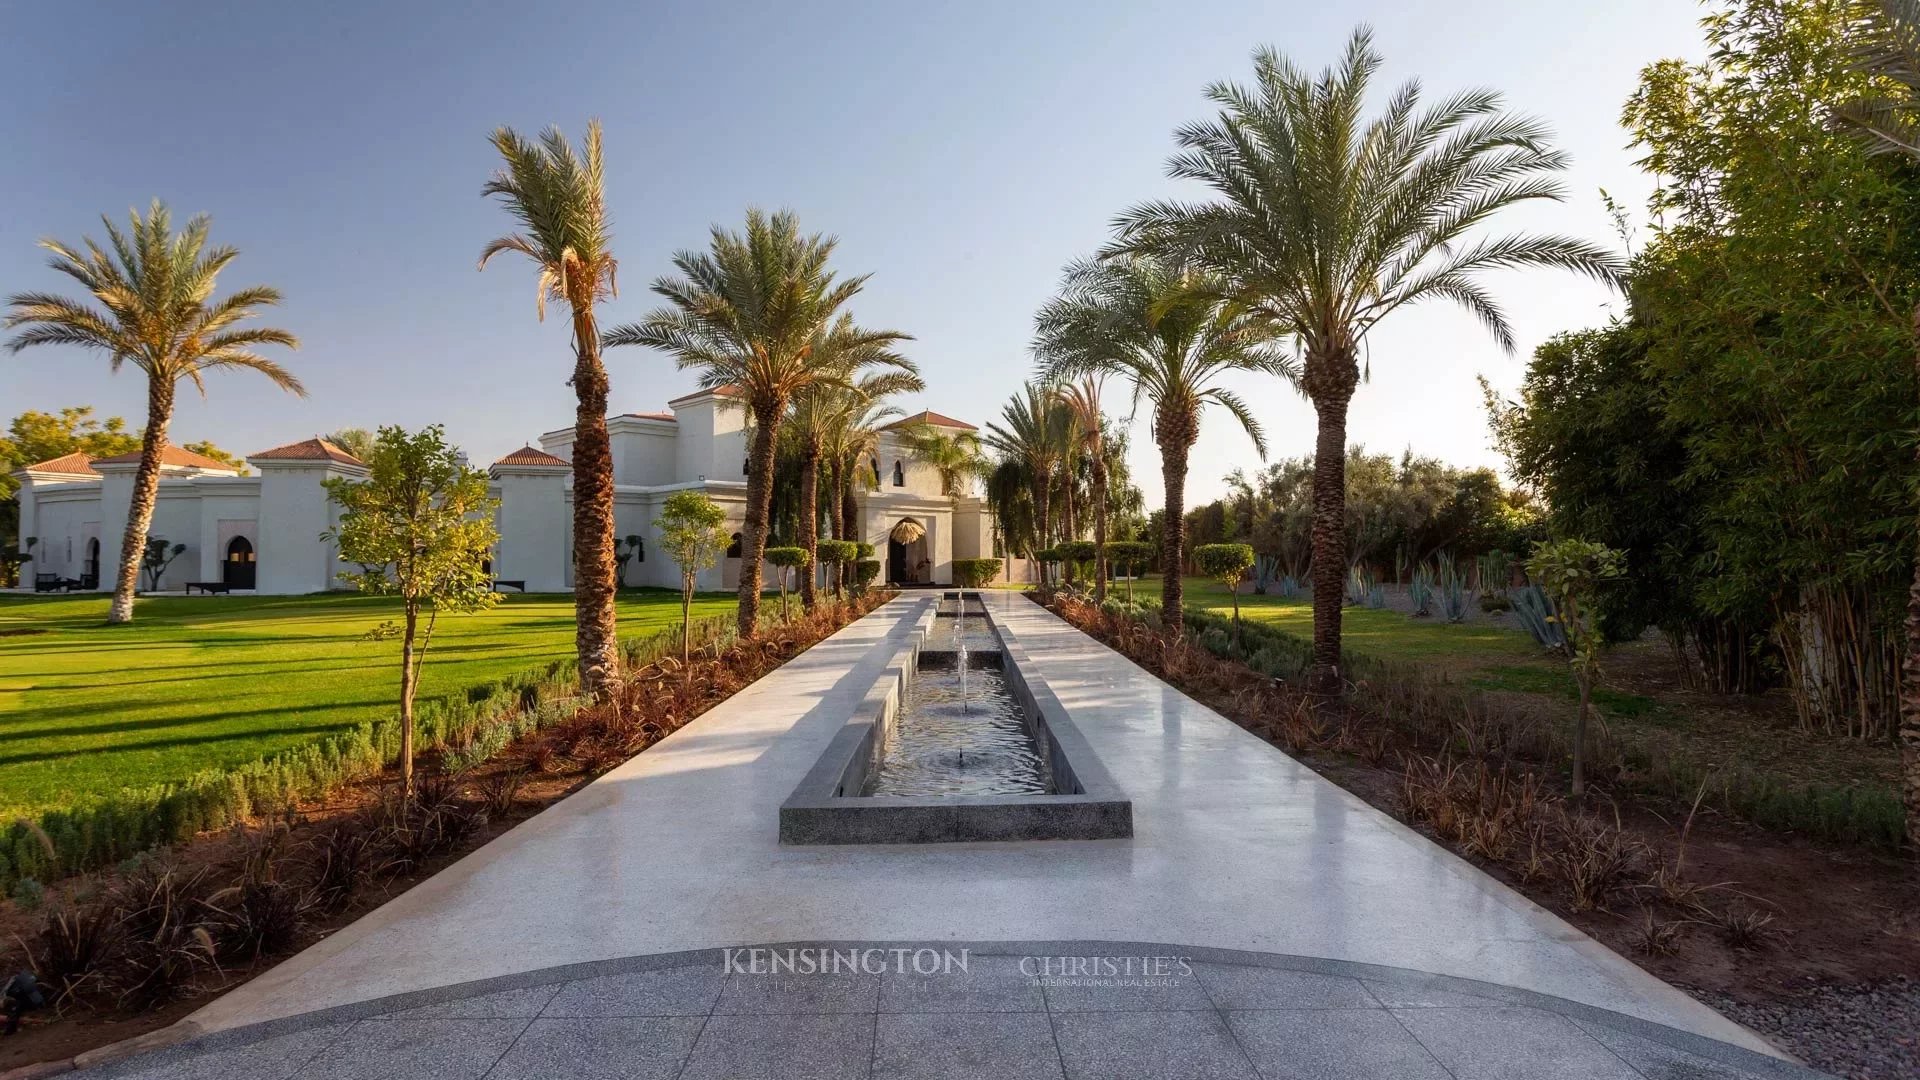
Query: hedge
952 558 1003 588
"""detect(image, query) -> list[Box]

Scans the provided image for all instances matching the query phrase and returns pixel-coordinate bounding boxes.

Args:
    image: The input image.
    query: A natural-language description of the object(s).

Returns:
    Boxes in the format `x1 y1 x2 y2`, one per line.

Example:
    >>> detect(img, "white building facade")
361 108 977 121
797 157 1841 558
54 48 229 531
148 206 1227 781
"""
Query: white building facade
13 388 998 595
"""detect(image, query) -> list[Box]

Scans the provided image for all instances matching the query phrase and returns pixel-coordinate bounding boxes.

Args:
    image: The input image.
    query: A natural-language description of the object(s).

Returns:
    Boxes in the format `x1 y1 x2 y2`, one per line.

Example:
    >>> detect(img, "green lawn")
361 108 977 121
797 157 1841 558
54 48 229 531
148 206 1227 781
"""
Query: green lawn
1176 576 1546 667
0 591 734 815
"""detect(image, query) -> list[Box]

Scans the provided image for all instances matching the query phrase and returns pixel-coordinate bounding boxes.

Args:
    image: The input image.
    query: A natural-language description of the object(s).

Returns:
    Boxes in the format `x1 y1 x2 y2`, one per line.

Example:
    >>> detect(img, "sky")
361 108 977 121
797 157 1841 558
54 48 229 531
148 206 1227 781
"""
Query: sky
1 0 1704 504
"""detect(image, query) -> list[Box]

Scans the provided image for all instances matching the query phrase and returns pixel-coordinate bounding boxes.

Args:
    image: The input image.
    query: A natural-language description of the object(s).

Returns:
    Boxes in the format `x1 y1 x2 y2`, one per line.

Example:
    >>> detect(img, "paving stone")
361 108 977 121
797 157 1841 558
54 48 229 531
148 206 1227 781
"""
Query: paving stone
1570 1018 1769 1080
880 955 1045 1013
88 1023 352 1080
289 1019 527 1080
1393 1007 1642 1080
1039 966 1213 1012
484 1016 703 1080
713 970 880 1014
1051 1010 1258 1080
1361 978 1507 1009
678 1013 874 1080
540 965 724 1017
1192 964 1377 1010
874 1013 1064 1080
1227 1009 1451 1079
374 984 560 1020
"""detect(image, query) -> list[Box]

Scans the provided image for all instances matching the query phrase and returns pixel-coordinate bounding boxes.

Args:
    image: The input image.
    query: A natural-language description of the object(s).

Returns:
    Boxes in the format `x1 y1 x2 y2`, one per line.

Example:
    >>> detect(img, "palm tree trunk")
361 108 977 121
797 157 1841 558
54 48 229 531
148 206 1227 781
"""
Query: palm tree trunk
569 304 620 698
1062 472 1078 585
840 466 858 592
1903 302 1920 849
1032 472 1051 587
1092 440 1108 604
738 402 783 637
108 380 176 623
799 438 821 610
1305 348 1358 698
1156 401 1198 629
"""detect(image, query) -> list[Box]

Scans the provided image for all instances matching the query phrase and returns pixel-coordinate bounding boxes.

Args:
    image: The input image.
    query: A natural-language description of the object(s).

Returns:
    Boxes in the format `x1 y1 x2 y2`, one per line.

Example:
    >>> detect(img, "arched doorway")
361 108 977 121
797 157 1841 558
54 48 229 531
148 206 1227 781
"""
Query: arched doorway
81 538 100 590
224 536 256 589
887 518 930 585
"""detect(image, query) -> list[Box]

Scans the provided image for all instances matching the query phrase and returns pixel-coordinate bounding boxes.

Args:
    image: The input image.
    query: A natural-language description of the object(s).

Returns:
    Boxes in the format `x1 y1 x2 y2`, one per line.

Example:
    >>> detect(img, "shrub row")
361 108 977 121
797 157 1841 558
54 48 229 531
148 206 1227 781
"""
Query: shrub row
1096 597 1904 851
0 615 734 895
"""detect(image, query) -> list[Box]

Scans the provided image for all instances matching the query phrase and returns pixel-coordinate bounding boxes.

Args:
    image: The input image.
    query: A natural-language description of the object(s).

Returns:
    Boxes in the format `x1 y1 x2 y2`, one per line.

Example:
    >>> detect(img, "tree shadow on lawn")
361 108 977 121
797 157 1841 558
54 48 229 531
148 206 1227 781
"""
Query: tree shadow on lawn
0 699 389 748
0 719 383 768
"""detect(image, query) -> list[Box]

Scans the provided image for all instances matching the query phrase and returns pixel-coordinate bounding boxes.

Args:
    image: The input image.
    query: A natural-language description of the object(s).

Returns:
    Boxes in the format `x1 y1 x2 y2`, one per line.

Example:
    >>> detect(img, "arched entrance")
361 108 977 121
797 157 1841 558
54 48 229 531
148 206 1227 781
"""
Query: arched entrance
81 538 100 590
887 518 930 585
224 536 256 589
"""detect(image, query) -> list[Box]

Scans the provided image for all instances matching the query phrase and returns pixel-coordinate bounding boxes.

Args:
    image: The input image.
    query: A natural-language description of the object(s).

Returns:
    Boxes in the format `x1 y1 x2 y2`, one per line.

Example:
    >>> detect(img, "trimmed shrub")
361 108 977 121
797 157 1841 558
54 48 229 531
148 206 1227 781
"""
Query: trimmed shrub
953 558 1003 588
854 560 882 594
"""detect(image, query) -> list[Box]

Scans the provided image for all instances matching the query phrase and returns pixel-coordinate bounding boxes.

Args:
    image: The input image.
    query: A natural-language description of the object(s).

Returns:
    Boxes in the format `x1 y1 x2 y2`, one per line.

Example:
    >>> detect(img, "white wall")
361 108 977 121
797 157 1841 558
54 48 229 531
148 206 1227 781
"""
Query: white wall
492 470 570 592
255 464 349 593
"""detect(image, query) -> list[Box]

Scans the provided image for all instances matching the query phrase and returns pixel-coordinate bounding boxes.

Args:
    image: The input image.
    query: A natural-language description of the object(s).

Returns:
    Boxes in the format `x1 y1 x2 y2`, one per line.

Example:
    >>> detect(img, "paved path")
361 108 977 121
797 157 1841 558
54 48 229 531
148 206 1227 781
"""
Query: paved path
88 592 1799 1075
82 943 1820 1079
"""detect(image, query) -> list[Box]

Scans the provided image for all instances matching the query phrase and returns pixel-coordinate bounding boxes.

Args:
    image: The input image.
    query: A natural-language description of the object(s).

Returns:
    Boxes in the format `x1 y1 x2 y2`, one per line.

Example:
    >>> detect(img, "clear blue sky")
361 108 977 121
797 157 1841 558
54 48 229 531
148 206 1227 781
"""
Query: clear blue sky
2 1 1703 503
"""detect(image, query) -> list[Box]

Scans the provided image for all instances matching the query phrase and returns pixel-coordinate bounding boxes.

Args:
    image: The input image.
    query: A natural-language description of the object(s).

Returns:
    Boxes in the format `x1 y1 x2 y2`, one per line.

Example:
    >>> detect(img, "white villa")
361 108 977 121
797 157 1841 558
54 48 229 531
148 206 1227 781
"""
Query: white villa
13 387 999 595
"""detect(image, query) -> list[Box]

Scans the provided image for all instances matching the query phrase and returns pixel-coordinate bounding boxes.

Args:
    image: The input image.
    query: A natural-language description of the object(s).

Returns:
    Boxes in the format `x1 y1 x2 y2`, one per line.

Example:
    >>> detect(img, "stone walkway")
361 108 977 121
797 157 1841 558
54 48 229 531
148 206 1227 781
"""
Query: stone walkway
71 592 1815 1077
81 944 1822 1079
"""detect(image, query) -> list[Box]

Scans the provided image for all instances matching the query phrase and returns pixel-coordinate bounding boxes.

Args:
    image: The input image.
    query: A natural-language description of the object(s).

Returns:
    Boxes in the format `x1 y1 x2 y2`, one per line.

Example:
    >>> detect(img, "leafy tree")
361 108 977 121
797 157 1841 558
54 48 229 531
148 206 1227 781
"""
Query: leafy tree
656 490 730 664
1036 256 1294 626
1109 29 1620 694
606 209 908 639
765 545 808 618
138 537 186 592
1527 538 1626 800
4 202 302 624
1195 542 1255 640
0 407 142 546
322 426 500 797
1104 540 1155 601
478 120 622 699
815 538 858 602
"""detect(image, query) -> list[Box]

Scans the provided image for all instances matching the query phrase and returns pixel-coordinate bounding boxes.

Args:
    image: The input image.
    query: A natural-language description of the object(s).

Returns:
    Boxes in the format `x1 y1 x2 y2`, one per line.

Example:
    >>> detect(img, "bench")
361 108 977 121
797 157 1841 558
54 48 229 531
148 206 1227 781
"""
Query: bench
491 579 526 592
184 582 232 596
33 574 81 593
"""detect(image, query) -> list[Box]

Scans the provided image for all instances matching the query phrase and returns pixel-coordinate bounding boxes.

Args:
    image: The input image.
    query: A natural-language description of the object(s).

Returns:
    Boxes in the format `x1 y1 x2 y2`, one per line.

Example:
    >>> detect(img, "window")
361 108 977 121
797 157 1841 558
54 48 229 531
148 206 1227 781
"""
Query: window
742 457 749 476
892 460 905 487
726 532 743 558
870 457 881 486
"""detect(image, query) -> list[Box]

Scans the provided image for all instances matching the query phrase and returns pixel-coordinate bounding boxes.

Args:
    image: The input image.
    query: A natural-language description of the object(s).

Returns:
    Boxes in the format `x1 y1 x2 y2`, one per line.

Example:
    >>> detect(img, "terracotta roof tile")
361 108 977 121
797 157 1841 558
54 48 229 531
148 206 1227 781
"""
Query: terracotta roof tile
93 445 238 471
493 445 569 467
882 410 978 432
17 451 100 477
249 437 364 466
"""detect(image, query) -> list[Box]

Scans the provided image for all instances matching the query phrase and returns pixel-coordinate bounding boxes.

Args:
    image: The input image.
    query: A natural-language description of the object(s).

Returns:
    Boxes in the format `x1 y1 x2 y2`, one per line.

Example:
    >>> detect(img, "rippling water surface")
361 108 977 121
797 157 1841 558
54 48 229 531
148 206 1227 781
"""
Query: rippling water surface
865 660 1052 797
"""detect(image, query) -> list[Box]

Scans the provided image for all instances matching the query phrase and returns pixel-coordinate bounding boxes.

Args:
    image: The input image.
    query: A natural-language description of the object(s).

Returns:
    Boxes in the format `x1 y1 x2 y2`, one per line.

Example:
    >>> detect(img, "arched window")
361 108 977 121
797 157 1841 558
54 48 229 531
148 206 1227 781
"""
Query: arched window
82 538 100 589
742 457 749 476
726 532 743 558
224 536 256 589
870 457 881 486
891 460 905 487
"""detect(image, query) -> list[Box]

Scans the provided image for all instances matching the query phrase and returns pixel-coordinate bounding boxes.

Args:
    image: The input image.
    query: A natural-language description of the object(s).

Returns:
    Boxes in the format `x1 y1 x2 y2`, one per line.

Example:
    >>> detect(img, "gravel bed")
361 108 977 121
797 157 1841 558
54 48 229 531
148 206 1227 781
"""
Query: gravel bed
1697 978 1920 1080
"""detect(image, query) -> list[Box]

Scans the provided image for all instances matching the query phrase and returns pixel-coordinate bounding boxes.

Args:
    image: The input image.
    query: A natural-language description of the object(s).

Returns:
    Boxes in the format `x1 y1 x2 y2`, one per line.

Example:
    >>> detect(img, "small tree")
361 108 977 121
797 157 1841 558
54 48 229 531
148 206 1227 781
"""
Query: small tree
765 546 808 619
953 557 1003 588
1526 538 1626 801
323 425 500 798
139 537 186 592
1058 540 1098 588
1105 540 1154 602
816 539 857 602
1195 543 1255 642
656 491 730 664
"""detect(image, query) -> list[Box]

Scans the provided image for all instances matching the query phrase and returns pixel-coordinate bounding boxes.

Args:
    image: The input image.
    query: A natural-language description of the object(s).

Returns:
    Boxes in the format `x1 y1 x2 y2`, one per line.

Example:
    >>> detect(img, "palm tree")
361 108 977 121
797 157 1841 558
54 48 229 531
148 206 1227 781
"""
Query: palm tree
787 331 922 609
982 384 1074 585
823 396 904 588
1839 0 1920 846
901 425 990 499
479 121 621 697
1108 30 1621 691
4 201 300 624
1036 256 1292 626
605 209 903 637
1054 377 1109 601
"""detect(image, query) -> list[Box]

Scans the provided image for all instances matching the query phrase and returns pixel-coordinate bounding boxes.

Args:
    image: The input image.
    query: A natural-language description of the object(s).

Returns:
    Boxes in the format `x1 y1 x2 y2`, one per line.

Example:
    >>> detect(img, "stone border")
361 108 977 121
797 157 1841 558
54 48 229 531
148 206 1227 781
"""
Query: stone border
53 939 1824 1080
777 593 1132 844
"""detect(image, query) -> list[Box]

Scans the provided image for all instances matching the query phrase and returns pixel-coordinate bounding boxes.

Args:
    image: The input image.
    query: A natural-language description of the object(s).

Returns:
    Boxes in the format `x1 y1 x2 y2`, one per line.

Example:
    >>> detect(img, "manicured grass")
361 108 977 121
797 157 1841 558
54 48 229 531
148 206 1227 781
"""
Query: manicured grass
0 591 735 815
1175 575 1546 666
